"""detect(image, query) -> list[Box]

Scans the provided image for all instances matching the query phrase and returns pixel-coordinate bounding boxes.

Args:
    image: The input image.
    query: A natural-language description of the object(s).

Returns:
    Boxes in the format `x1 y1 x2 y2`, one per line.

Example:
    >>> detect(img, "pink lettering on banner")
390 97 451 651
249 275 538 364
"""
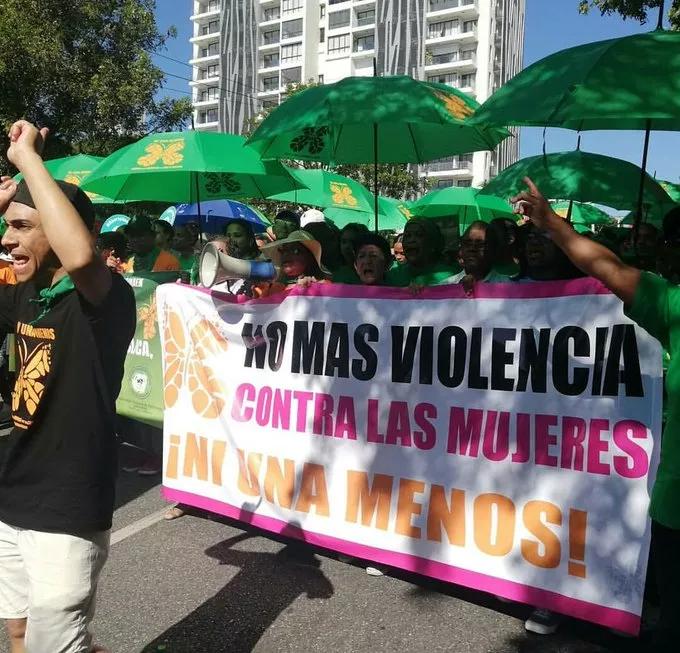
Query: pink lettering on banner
232 383 256 422
587 419 611 476
613 420 650 479
535 414 559 467
561 417 586 472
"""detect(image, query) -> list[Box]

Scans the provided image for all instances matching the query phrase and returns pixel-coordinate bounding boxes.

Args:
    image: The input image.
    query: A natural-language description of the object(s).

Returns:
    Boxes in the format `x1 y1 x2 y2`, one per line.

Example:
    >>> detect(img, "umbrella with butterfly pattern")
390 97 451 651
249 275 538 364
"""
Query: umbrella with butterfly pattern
81 131 305 205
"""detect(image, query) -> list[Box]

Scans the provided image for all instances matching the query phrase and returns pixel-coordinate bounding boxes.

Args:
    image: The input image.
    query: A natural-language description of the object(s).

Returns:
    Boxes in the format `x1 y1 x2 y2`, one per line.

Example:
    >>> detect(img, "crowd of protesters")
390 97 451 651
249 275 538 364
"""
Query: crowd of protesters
0 118 679 652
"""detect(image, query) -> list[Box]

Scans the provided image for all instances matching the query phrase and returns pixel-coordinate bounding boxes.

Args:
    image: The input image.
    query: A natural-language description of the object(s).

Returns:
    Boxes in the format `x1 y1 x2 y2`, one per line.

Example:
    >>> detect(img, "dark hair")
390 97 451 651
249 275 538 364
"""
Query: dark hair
404 218 444 259
275 209 300 227
354 233 392 264
340 222 369 238
516 222 583 280
96 231 127 257
303 222 342 270
154 220 174 239
224 218 258 257
462 221 502 262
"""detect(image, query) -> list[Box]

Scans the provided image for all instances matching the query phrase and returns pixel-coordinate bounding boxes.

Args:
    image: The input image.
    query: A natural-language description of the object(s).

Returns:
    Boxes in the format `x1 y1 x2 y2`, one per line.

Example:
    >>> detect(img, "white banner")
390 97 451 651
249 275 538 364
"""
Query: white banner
157 279 662 634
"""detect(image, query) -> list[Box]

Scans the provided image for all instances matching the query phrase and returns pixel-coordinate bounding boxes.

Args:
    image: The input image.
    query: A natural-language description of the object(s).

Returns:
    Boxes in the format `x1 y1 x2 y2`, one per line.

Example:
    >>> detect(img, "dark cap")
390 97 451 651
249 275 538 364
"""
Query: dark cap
126 215 154 234
13 180 95 231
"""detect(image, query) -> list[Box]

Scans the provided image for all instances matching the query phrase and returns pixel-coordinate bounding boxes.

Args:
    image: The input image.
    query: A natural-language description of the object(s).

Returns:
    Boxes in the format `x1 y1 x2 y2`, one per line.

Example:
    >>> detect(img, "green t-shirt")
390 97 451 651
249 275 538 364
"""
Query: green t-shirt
386 261 461 288
494 261 521 279
332 265 360 285
625 272 680 529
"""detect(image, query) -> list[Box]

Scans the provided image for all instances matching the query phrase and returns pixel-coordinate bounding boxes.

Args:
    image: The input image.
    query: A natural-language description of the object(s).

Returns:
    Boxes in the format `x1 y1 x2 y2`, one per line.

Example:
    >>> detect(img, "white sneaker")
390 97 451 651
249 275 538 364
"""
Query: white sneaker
525 608 561 635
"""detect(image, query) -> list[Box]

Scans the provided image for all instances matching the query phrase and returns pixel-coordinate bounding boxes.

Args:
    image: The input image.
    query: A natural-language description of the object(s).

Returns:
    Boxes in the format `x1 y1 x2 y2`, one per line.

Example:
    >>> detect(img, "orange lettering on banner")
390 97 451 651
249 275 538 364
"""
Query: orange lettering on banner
264 457 296 509
521 501 562 568
395 478 426 539
182 433 208 481
568 509 588 578
237 449 262 496
473 494 515 556
426 485 466 546
165 434 181 479
295 463 330 516
345 471 393 530
211 440 227 486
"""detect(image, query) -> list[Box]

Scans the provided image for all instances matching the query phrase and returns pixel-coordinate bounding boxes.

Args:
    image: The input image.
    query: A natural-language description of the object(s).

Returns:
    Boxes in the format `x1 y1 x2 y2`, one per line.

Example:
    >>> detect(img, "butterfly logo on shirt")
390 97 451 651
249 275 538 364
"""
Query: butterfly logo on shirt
136 140 185 168
12 340 52 428
162 307 229 419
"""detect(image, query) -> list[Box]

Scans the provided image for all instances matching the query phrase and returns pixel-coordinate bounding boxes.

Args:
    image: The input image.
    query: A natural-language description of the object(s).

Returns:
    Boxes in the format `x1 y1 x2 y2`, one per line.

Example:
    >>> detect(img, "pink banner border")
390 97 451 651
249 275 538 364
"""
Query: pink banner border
182 277 612 305
163 487 640 636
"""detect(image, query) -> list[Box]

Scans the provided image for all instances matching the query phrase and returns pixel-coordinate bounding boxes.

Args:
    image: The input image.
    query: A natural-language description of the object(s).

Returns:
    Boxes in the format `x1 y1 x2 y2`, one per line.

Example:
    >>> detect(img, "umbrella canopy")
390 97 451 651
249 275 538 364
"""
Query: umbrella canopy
100 214 130 233
411 187 515 232
247 76 510 165
268 169 378 213
659 180 680 204
323 197 409 231
174 200 268 233
480 151 674 212
81 131 304 203
470 30 680 132
550 201 613 227
14 154 118 204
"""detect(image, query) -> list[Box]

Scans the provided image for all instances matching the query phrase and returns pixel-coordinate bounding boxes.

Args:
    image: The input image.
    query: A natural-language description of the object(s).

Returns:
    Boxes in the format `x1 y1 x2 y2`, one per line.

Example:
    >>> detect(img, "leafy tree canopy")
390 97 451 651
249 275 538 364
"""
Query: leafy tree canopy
578 0 679 29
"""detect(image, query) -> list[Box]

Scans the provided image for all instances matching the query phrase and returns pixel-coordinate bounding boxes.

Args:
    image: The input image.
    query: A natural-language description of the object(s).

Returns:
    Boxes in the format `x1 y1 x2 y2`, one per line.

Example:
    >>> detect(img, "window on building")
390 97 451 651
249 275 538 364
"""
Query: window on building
458 154 473 168
263 6 280 21
320 4 326 19
281 43 302 64
461 48 475 61
457 179 472 187
460 73 476 88
427 19 458 39
262 53 279 68
327 34 350 55
434 179 454 189
354 35 374 52
200 108 218 124
356 9 375 26
262 76 279 92
282 67 302 85
329 9 350 29
427 73 457 86
282 0 302 15
328 0 348 5
201 20 219 35
320 27 325 42
463 19 477 33
206 63 219 77
429 0 458 10
318 74 324 84
200 87 219 102
201 42 219 57
282 19 303 39
262 30 280 45
262 98 279 110
430 51 457 65
208 0 220 11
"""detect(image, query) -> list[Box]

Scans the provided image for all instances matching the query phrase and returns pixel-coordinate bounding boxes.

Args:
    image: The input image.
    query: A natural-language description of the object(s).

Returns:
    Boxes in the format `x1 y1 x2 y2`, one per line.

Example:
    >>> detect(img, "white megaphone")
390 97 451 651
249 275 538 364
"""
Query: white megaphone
199 242 278 288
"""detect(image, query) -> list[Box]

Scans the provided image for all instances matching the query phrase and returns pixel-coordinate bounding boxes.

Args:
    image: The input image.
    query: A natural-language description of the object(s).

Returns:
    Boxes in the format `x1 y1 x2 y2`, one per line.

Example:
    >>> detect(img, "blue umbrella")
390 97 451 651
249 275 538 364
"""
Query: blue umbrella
175 200 268 233
100 214 130 233
159 206 177 225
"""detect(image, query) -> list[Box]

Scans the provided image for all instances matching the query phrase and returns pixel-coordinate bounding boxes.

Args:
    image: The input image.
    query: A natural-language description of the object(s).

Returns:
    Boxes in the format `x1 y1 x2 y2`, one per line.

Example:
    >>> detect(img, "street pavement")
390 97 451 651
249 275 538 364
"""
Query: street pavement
0 466 647 653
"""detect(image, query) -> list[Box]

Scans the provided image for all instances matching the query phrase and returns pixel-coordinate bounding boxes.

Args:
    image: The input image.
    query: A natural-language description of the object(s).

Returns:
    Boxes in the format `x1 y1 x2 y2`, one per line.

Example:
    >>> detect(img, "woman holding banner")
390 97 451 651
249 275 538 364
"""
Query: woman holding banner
512 177 679 652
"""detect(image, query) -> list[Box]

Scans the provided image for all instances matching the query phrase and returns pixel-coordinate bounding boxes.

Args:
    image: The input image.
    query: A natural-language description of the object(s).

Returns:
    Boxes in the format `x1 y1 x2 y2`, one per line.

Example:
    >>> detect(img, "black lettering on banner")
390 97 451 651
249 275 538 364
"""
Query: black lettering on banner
325 323 350 378
491 328 516 391
437 326 466 388
266 322 287 371
553 326 590 396
352 324 379 381
242 323 267 369
517 328 549 393
602 324 644 398
591 327 608 396
468 328 489 390
419 326 434 385
391 326 420 383
292 321 325 375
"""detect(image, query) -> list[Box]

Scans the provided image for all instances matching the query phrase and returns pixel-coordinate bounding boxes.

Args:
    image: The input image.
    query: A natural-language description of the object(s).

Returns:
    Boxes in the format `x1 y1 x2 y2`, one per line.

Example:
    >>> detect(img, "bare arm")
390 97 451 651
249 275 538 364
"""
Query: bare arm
7 121 112 306
511 177 641 306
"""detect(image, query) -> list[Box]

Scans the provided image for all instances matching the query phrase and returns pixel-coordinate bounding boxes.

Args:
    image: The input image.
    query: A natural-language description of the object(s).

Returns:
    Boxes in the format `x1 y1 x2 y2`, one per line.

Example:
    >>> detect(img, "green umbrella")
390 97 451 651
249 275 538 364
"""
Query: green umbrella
411 187 515 232
470 30 680 132
550 201 613 227
81 131 303 204
323 197 409 231
480 151 673 212
659 180 680 204
14 154 118 204
268 169 377 213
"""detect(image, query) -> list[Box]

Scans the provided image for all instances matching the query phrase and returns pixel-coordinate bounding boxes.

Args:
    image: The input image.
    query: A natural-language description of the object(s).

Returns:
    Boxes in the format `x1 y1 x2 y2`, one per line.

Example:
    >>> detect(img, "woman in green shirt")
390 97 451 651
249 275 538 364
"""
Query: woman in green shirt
513 178 679 651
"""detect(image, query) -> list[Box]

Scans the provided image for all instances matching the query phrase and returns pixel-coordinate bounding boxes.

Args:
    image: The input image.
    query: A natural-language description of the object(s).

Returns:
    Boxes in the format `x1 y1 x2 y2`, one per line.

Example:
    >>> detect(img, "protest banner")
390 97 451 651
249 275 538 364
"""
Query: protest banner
157 279 662 634
117 272 179 427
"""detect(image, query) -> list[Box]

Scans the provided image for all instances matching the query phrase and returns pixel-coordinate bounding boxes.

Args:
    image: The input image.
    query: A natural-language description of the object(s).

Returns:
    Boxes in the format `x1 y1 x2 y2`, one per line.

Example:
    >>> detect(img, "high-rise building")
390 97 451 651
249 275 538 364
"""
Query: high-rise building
189 0 525 187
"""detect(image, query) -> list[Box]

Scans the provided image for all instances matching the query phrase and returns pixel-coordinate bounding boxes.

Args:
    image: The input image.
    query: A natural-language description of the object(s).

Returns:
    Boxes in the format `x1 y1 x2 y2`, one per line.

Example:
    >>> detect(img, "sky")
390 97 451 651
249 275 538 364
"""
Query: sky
153 0 678 183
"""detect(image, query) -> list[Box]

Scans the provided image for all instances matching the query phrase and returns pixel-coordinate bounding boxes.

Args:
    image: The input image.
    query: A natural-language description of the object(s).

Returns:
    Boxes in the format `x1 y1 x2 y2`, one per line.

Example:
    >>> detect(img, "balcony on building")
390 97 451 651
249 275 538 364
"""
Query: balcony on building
194 87 220 107
280 0 303 19
196 107 219 129
260 5 281 25
259 52 281 71
353 7 375 32
352 34 374 57
190 19 220 44
425 17 478 45
328 8 351 32
426 0 478 19
190 64 221 87
190 40 220 65
281 66 302 87
260 74 281 95
424 47 476 74
280 18 303 42
328 0 351 6
191 0 221 22
260 28 280 50
425 154 474 175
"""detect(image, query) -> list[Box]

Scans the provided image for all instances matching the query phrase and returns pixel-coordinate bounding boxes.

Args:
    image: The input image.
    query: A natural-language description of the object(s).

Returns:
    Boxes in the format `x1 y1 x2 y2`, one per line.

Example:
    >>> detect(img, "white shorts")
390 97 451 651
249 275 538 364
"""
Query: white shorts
0 519 109 653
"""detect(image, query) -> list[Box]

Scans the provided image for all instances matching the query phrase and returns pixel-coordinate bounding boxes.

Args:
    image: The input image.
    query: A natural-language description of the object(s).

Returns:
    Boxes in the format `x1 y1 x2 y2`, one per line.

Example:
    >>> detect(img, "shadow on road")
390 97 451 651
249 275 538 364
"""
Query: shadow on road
141 529 334 653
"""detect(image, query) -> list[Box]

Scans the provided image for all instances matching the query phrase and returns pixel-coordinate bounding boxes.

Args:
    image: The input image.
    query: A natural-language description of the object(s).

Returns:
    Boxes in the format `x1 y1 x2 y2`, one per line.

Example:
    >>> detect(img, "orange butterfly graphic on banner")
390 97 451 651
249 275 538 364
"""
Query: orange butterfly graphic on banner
163 306 229 419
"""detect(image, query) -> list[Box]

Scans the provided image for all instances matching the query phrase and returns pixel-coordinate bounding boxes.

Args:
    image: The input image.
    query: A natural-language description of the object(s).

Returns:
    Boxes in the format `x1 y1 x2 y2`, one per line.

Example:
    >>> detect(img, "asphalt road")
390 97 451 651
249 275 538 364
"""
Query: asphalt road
0 465 648 653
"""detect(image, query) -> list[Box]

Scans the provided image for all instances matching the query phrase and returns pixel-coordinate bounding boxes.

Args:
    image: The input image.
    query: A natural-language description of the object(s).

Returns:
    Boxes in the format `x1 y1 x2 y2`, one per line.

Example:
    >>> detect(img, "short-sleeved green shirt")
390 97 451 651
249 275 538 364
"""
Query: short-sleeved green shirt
625 271 680 529
386 261 461 287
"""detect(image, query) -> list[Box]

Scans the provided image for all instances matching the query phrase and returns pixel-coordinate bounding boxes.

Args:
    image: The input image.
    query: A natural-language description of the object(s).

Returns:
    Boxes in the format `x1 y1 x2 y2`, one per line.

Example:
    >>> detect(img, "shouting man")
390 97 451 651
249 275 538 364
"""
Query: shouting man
0 121 136 653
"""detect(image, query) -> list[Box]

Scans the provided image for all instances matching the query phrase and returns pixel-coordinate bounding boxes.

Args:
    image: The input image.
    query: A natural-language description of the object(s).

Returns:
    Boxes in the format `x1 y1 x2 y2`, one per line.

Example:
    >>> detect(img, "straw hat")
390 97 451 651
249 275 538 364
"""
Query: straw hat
260 229 329 274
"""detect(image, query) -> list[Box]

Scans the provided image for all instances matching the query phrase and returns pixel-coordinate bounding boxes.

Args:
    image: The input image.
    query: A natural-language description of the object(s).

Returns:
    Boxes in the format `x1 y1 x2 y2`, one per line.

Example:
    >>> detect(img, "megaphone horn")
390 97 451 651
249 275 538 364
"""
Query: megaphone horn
199 242 278 288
